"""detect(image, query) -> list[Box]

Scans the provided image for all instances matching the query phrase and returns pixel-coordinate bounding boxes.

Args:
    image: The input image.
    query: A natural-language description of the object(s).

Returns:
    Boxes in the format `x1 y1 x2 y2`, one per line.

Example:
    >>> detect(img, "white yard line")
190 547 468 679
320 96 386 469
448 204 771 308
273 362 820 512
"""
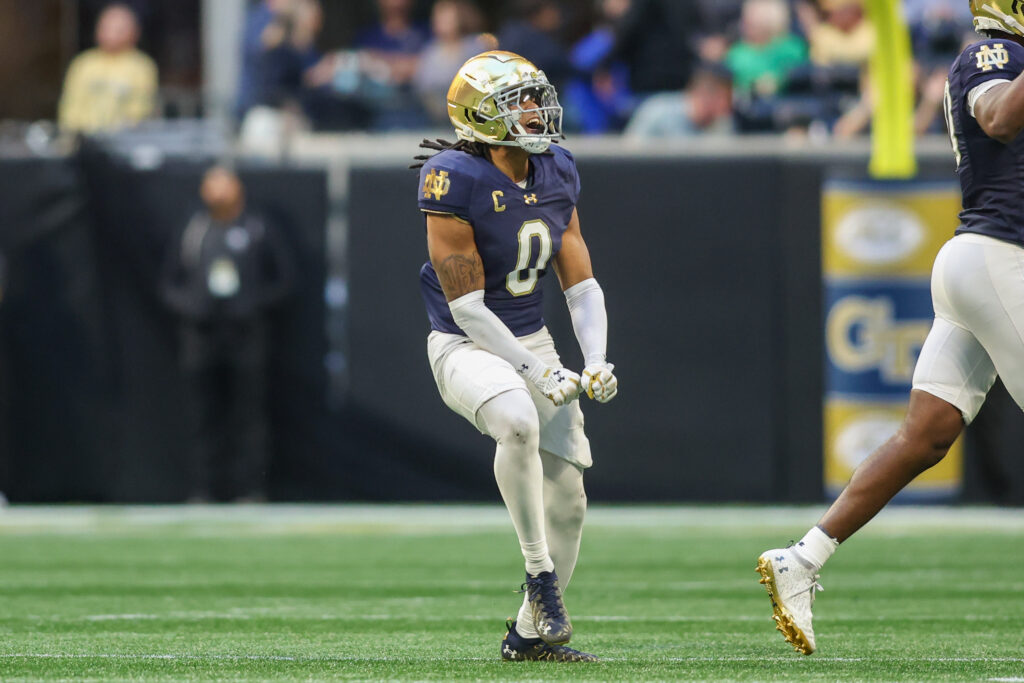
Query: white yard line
0 504 1023 535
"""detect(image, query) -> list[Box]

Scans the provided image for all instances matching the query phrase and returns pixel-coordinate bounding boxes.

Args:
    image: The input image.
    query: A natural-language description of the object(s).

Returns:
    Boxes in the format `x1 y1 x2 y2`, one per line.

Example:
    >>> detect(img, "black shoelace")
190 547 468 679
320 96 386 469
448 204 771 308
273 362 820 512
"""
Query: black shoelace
522 574 565 618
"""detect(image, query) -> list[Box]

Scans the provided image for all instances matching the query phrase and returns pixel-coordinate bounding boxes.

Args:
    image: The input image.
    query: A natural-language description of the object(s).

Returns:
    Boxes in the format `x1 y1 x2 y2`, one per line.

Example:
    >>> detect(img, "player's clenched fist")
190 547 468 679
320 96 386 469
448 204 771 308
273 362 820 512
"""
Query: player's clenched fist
581 363 617 403
533 367 581 406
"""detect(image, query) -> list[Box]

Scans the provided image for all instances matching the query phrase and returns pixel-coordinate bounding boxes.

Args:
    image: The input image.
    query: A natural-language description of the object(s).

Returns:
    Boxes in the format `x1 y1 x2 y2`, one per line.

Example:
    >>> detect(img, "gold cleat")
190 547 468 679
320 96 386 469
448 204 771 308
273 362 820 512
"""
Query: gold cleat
756 552 818 655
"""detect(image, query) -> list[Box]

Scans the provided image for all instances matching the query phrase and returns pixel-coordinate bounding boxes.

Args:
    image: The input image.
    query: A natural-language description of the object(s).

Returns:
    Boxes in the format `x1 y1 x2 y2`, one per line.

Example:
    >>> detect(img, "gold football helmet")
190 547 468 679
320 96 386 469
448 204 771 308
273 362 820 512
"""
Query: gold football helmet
970 0 1024 37
446 50 563 154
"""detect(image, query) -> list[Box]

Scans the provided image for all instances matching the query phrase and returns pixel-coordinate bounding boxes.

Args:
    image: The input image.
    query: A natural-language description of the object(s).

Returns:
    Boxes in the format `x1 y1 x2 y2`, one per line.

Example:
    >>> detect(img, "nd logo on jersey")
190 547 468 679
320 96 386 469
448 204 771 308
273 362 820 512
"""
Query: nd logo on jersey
975 43 1009 72
423 169 450 200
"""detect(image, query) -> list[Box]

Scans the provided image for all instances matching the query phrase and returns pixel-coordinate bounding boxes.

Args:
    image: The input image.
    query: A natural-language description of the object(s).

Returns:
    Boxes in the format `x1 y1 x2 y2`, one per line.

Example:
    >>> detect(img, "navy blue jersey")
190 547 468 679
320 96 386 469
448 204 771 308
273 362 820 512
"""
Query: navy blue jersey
946 38 1024 246
417 144 581 336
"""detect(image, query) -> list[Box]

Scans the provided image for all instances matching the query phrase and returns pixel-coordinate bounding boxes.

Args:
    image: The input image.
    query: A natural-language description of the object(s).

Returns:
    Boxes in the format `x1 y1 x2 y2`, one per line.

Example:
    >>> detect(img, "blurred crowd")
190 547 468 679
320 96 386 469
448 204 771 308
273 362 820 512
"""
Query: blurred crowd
56 0 977 142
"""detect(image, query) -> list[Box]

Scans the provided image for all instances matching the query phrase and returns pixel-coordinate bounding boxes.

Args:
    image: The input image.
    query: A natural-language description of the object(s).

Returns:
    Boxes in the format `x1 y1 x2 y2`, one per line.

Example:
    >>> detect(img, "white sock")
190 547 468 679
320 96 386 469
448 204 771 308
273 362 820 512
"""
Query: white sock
521 538 555 576
792 525 839 570
516 597 539 638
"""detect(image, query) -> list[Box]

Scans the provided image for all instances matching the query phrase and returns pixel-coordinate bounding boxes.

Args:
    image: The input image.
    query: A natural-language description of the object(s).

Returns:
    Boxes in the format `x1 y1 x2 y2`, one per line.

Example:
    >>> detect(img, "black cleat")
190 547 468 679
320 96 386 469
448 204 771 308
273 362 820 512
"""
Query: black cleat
500 620 598 662
520 570 573 645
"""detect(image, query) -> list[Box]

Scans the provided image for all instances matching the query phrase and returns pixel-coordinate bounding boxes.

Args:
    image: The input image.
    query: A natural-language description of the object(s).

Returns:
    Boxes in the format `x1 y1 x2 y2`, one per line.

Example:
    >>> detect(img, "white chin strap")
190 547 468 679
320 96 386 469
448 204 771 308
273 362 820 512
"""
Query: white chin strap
979 4 1024 35
515 138 553 154
504 119 554 153
476 136 552 154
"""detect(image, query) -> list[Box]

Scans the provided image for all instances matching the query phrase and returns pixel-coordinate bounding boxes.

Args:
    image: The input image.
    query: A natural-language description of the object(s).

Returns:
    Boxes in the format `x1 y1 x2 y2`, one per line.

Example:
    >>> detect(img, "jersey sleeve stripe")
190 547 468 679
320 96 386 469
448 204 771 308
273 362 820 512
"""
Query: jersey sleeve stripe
421 209 471 224
967 79 1012 118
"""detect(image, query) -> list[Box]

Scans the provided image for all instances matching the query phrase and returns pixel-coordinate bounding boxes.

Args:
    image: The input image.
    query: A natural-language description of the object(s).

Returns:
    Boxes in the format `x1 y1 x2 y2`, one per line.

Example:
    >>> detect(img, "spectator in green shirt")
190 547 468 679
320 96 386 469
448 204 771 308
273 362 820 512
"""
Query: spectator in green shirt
725 0 808 96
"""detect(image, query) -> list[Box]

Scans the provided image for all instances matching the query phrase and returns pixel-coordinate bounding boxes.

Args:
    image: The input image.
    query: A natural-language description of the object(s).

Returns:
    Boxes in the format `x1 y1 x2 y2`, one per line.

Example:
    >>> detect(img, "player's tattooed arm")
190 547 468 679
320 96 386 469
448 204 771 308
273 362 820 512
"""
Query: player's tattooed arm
426 213 485 301
437 252 484 299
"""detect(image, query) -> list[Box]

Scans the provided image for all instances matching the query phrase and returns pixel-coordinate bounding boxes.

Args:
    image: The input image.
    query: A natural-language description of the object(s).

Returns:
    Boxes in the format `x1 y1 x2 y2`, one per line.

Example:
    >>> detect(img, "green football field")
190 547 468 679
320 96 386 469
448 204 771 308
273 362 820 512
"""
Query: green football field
0 505 1022 681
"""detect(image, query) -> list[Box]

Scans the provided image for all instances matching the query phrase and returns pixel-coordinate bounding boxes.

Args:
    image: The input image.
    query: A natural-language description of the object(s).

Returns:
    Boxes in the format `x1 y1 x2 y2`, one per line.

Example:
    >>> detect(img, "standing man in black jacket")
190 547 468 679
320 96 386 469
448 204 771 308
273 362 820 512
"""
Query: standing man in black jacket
609 0 705 95
161 166 294 502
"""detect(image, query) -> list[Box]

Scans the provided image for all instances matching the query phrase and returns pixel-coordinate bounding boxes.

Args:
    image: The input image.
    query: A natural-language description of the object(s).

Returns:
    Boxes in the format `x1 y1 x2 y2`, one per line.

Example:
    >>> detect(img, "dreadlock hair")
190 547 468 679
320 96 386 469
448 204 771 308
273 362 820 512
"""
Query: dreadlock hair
410 138 489 169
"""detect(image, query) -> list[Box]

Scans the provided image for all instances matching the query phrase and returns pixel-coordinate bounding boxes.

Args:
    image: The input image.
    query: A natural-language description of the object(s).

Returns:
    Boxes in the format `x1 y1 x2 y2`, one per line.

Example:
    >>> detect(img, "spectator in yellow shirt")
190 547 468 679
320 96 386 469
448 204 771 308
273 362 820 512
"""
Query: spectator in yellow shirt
796 0 875 68
58 4 158 134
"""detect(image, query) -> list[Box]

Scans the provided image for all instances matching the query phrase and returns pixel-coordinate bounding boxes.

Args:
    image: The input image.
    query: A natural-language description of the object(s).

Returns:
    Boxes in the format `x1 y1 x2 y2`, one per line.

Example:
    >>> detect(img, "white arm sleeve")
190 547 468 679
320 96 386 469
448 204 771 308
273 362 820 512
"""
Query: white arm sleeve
564 278 608 366
968 79 1011 118
448 290 549 383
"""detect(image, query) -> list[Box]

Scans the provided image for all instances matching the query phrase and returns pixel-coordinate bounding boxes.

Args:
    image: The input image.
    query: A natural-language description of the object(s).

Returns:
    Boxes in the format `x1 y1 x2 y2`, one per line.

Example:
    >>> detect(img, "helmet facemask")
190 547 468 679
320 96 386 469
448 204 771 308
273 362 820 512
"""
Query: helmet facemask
478 79 563 154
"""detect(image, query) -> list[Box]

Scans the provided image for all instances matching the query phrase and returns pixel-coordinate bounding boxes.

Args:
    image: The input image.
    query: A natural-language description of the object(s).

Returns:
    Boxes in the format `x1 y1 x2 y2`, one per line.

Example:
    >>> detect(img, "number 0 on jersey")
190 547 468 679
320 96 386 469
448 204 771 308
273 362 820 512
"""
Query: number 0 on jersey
506 219 552 296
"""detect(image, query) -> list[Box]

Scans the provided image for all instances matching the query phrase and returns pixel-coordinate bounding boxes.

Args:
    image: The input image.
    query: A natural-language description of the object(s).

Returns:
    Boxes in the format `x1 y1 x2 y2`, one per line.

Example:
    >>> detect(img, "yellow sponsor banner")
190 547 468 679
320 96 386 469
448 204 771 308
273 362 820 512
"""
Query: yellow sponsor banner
822 184 961 278
823 179 963 501
825 399 963 498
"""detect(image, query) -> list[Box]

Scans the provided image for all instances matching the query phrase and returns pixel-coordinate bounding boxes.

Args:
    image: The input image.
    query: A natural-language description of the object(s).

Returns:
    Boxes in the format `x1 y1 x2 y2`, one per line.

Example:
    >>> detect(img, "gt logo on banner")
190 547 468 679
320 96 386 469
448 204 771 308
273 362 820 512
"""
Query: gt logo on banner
825 288 932 390
822 180 963 500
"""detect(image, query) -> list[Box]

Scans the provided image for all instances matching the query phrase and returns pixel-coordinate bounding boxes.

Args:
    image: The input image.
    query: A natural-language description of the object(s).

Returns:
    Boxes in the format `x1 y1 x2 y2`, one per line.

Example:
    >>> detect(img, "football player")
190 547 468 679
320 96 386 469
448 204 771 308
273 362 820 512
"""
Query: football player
757 0 1024 655
413 51 617 662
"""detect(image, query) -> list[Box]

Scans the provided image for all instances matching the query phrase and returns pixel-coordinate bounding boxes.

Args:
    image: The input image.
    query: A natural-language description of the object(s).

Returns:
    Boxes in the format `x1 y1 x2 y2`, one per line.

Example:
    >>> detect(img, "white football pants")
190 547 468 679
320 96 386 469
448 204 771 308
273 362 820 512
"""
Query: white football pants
913 233 1024 422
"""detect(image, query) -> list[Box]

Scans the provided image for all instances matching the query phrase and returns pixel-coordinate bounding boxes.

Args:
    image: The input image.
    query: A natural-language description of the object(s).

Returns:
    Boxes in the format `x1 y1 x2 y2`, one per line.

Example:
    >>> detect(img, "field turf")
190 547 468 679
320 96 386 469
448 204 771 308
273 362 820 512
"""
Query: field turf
0 505 1022 681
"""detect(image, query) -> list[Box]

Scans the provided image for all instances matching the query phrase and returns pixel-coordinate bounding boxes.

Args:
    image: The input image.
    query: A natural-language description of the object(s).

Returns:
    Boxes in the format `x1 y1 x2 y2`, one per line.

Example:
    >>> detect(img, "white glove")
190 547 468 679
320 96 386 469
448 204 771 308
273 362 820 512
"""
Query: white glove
581 363 617 403
532 366 581 406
